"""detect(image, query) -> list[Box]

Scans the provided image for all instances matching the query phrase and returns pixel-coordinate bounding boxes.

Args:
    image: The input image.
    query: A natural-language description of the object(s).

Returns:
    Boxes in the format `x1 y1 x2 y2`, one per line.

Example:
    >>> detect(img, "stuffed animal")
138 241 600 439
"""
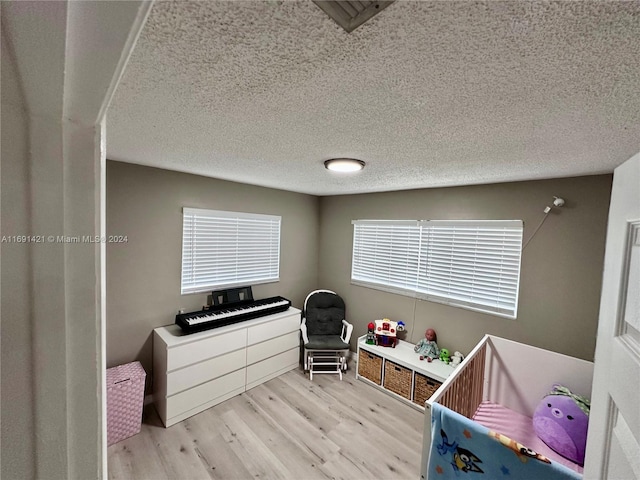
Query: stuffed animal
450 351 464 367
533 385 590 466
439 348 450 364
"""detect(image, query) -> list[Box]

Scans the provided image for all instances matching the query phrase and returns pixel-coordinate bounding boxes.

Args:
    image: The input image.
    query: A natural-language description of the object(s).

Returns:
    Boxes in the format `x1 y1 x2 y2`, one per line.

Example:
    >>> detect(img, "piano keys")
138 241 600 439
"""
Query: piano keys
175 286 292 334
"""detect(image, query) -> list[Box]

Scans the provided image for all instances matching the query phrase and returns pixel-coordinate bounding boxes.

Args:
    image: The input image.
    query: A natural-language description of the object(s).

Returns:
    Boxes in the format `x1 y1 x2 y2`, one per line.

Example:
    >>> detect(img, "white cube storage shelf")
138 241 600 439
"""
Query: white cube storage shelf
356 335 455 410
153 307 301 427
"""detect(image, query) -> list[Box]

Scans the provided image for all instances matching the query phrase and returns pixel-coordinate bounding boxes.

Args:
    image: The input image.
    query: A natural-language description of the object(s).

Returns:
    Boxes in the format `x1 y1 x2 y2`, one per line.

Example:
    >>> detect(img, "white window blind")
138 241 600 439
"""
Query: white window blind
351 219 523 318
418 220 523 318
181 208 281 294
352 220 421 294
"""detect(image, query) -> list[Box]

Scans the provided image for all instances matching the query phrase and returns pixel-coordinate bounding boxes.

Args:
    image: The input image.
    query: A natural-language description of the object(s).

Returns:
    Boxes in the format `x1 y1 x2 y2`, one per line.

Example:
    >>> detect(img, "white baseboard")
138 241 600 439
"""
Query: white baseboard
349 349 357 368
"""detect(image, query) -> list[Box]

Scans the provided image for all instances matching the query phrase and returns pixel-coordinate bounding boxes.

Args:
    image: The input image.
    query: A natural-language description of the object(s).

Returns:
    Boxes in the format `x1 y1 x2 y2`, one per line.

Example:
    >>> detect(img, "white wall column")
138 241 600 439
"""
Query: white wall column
1 22 35 479
1 2 152 478
63 119 107 479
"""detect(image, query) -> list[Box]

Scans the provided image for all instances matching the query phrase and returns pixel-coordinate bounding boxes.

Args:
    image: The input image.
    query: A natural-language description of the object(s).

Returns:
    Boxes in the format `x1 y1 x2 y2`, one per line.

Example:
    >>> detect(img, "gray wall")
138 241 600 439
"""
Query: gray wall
106 161 320 377
318 175 612 361
107 163 611 377
1 26 35 480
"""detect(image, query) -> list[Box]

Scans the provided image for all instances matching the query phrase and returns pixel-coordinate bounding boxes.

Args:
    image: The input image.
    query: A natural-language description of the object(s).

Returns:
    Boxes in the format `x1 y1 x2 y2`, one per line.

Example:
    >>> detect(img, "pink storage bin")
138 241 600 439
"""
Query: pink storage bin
107 361 146 446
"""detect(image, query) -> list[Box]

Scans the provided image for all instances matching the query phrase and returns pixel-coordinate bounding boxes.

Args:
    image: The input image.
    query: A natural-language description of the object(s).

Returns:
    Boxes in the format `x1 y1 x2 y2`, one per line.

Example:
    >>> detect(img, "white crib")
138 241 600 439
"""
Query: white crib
420 334 594 479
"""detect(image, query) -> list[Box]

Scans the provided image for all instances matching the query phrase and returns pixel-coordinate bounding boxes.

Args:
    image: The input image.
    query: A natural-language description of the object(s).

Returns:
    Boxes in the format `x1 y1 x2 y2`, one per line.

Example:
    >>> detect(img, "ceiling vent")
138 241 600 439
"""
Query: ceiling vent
313 1 395 33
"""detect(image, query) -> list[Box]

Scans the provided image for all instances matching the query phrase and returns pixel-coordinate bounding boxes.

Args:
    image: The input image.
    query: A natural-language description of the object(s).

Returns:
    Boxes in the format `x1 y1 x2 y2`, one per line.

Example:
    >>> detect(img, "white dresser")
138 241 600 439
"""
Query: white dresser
153 307 301 427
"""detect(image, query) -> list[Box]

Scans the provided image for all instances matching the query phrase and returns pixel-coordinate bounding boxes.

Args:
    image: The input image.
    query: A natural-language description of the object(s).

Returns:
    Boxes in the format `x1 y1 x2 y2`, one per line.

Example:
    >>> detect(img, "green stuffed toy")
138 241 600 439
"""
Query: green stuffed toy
439 348 450 364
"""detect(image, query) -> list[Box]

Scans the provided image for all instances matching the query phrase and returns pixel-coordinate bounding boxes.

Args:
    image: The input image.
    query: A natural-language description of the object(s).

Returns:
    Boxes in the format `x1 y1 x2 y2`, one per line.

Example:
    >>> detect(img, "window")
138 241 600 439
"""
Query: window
351 220 421 294
181 208 281 294
352 219 523 318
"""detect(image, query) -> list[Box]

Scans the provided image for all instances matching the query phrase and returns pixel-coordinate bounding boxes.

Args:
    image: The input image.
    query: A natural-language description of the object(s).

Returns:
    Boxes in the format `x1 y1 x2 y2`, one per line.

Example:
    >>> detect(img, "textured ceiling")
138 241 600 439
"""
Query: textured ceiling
107 0 640 196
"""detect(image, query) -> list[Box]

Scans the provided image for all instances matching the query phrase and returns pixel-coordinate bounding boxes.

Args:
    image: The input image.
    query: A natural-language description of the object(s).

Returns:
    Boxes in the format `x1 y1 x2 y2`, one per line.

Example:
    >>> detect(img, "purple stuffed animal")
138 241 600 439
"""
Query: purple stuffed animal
533 384 590 466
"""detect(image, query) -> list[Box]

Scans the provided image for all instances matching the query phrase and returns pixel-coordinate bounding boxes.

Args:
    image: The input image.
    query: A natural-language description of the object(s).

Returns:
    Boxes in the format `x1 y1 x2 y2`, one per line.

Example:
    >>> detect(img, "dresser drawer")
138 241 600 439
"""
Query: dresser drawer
247 312 299 346
167 328 246 371
166 348 246 396
246 347 299 387
247 331 299 365
166 368 246 417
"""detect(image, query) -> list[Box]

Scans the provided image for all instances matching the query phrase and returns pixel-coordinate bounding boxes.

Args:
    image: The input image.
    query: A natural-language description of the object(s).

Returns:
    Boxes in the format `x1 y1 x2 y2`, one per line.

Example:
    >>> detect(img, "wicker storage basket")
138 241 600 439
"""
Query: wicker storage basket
358 350 383 385
107 361 146 446
413 372 442 406
383 360 412 399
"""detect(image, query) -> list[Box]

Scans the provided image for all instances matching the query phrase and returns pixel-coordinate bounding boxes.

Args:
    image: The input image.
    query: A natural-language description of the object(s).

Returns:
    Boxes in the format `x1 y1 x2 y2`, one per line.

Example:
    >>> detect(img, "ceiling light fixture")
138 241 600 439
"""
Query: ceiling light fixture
324 158 366 173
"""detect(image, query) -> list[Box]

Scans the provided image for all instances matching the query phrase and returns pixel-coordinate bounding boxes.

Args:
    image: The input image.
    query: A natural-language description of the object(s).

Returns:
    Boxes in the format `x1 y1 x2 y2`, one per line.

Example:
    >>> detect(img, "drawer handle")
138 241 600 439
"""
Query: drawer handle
394 366 401 372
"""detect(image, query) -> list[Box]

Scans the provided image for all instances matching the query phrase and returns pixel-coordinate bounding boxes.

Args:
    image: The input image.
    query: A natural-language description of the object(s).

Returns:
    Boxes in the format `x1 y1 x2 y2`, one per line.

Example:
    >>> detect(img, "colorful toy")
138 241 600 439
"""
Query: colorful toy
439 348 450 364
450 351 464 367
415 328 440 362
489 431 551 464
366 322 376 345
532 384 590 466
373 318 405 348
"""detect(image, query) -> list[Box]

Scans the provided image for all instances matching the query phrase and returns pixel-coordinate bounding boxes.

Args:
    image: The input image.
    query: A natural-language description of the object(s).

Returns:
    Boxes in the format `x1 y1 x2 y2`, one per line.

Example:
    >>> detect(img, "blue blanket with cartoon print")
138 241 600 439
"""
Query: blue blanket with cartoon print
427 403 581 480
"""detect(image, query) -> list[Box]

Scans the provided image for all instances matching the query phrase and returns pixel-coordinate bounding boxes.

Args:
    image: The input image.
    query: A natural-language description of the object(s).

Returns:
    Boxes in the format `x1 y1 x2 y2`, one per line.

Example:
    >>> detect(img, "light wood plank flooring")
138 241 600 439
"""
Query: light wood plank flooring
108 366 425 480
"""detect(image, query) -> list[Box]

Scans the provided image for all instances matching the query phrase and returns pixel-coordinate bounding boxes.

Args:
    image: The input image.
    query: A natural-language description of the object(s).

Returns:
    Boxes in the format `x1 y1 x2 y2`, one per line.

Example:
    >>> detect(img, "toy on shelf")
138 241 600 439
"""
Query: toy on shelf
366 322 376 345
439 348 451 364
414 328 440 362
450 351 465 367
373 318 405 348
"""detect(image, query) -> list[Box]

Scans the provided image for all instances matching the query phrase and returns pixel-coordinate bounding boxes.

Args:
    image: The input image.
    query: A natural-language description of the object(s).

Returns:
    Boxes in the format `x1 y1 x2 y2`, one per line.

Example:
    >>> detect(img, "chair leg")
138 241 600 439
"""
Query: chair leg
306 351 346 381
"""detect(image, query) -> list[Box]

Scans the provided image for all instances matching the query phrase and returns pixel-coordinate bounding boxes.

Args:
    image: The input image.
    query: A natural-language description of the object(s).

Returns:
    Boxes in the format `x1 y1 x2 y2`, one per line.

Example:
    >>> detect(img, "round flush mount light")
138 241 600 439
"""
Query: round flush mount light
324 158 366 172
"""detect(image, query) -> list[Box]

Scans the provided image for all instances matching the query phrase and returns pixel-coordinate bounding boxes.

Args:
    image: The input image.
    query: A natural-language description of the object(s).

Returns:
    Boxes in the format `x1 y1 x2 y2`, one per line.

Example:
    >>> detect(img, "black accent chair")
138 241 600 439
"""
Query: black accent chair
300 290 353 380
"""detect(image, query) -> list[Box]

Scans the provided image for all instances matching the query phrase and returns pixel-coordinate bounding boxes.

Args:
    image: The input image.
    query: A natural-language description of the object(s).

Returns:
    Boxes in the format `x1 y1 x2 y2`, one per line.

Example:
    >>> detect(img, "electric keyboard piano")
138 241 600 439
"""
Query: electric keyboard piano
175 287 291 334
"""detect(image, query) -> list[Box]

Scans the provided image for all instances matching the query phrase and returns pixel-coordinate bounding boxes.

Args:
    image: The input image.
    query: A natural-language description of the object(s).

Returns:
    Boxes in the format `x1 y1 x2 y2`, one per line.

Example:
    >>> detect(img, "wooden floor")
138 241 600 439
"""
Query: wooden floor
108 366 426 480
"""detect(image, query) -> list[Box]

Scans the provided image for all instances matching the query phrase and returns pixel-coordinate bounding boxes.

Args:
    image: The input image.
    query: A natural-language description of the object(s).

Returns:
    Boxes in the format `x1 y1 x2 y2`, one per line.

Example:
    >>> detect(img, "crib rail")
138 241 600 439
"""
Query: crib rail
421 335 594 480
429 335 488 419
